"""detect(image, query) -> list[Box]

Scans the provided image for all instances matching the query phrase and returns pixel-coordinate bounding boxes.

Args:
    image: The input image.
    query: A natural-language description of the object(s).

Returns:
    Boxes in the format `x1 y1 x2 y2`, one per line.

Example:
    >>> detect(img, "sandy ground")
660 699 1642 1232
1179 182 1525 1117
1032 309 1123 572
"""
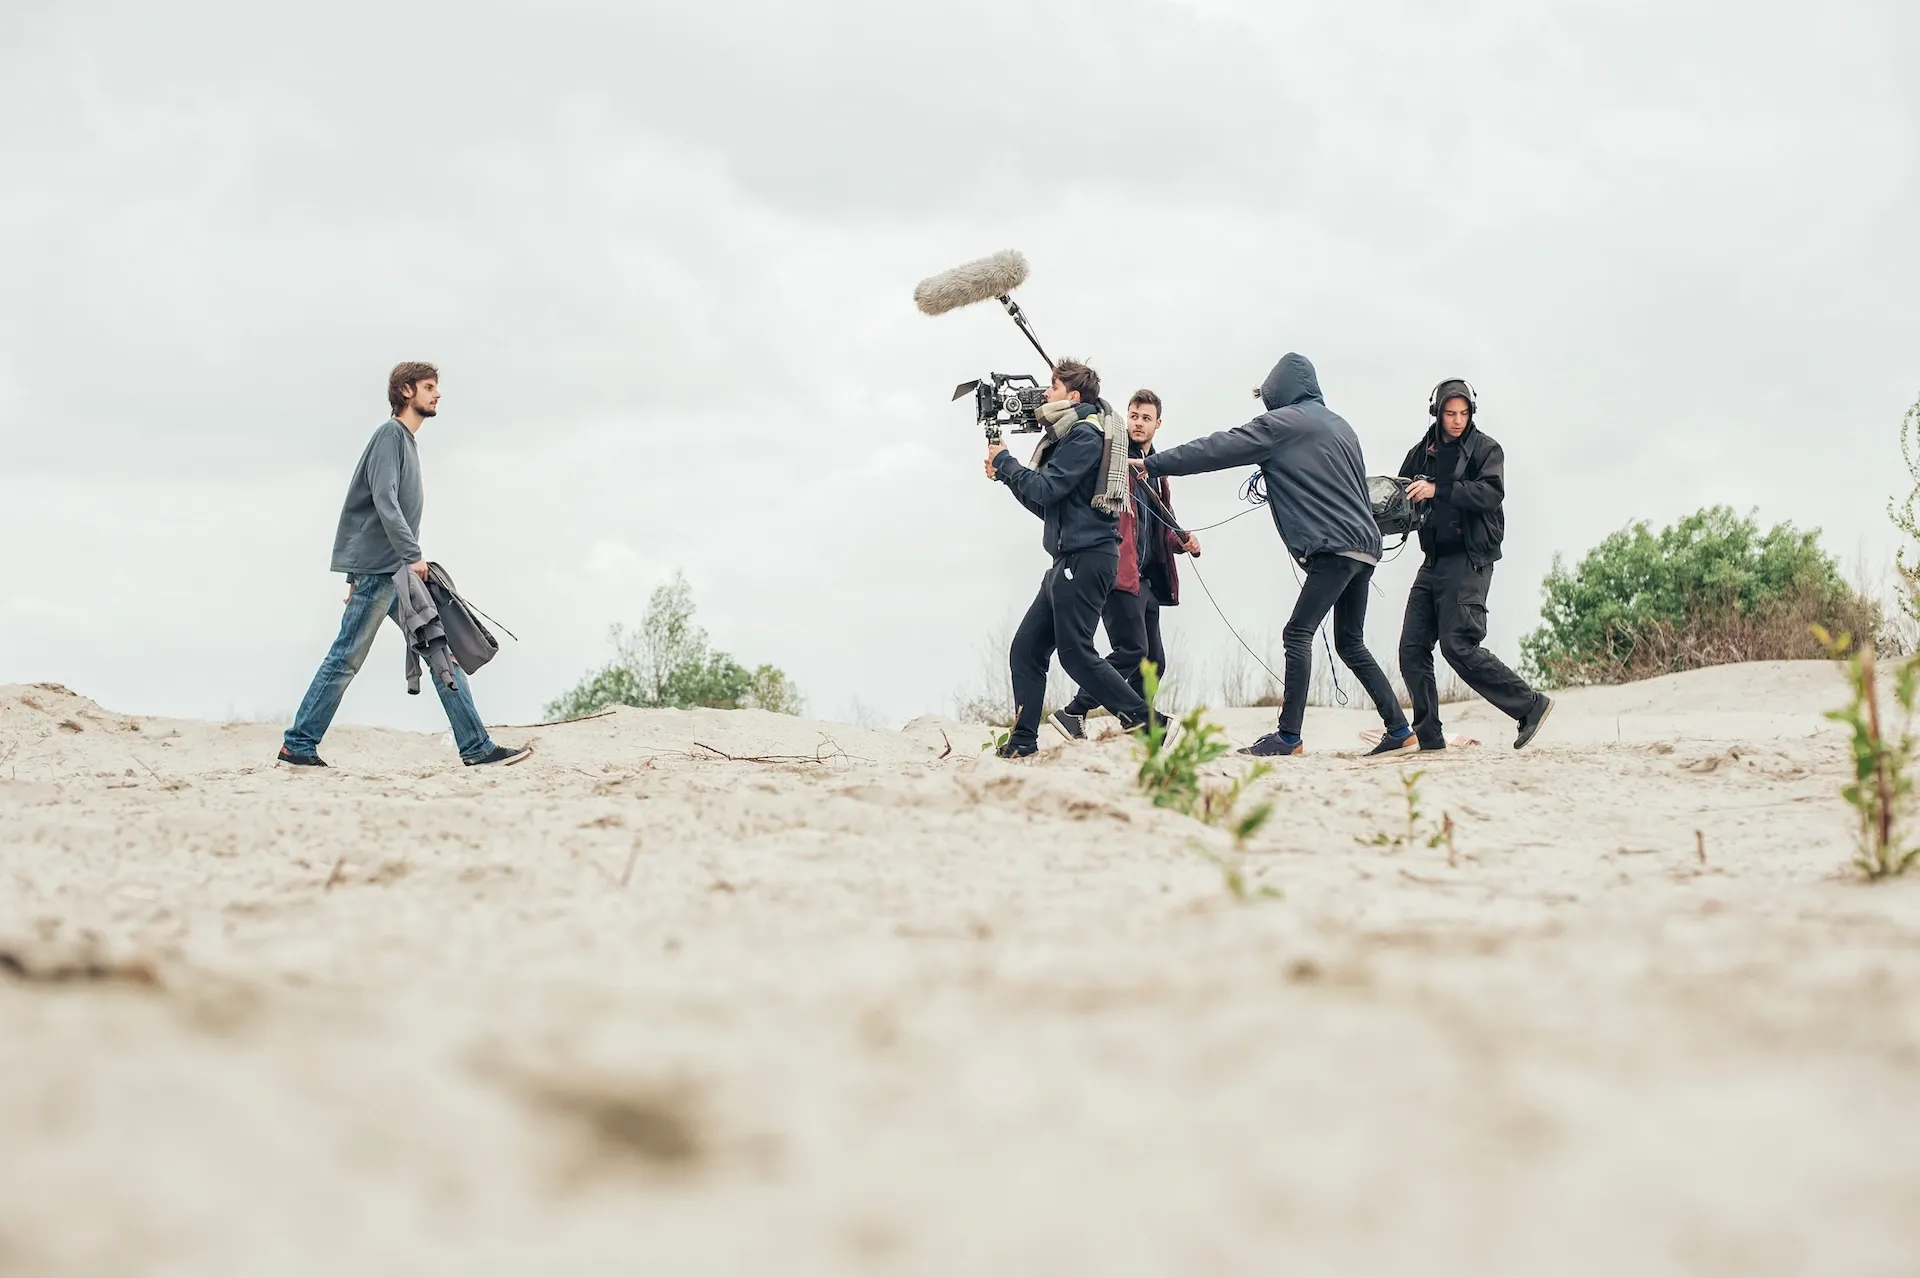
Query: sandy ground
2 661 1918 1277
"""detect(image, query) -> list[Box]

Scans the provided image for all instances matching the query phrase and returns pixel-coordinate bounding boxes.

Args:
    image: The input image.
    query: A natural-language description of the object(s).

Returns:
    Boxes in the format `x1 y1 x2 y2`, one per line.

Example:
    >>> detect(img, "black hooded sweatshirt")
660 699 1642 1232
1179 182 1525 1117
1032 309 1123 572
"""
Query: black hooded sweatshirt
1397 417 1507 566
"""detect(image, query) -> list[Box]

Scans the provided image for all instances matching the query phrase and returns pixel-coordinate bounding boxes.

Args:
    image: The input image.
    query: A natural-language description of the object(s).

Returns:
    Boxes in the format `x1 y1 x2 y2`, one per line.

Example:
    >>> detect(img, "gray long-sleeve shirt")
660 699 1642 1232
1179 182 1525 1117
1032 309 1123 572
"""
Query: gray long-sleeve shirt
330 418 423 576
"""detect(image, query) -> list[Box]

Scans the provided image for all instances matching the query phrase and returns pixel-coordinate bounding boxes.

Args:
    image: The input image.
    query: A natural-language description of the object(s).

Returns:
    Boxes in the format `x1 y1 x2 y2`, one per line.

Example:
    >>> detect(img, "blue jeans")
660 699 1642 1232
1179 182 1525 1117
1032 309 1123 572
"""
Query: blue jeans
284 573 497 761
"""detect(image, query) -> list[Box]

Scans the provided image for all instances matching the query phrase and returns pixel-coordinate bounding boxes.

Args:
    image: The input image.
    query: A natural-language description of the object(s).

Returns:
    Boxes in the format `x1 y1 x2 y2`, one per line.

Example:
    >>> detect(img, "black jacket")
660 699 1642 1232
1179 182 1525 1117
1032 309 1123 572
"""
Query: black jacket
991 403 1121 558
1398 420 1507 566
1144 353 1382 563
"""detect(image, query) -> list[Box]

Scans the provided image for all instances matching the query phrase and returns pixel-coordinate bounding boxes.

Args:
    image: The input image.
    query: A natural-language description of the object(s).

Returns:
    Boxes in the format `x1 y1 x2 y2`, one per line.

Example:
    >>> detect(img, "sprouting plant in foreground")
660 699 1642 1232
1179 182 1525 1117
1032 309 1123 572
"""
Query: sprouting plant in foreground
1815 625 1920 880
1134 666 1272 833
1887 394 1920 625
1357 767 1458 858
1133 664 1277 899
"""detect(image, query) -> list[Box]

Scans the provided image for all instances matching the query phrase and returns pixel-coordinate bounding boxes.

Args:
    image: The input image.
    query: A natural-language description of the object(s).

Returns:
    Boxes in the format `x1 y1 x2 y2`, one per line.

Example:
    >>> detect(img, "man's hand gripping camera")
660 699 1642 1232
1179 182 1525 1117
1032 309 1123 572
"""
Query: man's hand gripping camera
953 373 1047 480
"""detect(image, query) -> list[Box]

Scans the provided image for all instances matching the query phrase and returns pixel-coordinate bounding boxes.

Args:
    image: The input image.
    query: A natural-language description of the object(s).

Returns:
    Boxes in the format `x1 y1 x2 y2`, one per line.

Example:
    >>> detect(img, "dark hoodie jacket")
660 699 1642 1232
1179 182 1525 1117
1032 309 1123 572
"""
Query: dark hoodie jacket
1397 417 1507 566
991 402 1122 558
1143 353 1382 562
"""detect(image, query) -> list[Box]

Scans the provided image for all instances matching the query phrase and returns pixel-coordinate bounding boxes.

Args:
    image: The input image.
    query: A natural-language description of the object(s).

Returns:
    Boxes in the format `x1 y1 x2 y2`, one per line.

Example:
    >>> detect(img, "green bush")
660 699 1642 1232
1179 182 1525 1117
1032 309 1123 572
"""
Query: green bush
1520 506 1877 688
545 572 804 721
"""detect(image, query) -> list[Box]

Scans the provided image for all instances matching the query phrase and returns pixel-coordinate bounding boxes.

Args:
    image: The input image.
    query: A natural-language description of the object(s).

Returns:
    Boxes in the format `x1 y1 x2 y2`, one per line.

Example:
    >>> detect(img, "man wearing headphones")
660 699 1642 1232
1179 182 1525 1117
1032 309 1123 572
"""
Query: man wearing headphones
1393 379 1554 752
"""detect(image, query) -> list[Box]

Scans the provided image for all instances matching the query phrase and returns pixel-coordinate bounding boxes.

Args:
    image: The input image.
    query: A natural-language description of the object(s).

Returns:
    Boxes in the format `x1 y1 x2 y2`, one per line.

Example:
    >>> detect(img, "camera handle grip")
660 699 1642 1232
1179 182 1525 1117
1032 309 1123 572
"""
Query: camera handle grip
984 422 1003 481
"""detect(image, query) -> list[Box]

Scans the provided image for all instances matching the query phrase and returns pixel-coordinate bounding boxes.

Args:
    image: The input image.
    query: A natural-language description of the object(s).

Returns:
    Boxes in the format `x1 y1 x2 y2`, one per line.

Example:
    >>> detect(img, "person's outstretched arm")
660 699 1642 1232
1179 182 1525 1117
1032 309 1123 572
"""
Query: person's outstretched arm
1142 415 1285 479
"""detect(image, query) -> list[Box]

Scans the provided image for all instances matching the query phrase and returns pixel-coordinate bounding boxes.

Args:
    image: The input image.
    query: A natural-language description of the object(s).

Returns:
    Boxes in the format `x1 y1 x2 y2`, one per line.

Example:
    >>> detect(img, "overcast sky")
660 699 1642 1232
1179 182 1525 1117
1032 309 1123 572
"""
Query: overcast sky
2 0 1916 736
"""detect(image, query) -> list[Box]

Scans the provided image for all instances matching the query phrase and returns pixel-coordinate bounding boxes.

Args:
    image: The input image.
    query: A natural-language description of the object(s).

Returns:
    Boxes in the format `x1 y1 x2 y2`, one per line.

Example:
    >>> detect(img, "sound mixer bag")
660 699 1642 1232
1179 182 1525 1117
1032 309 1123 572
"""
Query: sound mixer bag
1367 474 1425 538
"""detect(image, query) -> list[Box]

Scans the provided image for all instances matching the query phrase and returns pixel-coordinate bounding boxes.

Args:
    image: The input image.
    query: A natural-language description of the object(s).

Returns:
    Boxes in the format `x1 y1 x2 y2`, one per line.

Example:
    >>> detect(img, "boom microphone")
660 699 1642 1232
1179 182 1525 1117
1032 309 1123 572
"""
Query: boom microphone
913 250 1030 316
913 248 1052 369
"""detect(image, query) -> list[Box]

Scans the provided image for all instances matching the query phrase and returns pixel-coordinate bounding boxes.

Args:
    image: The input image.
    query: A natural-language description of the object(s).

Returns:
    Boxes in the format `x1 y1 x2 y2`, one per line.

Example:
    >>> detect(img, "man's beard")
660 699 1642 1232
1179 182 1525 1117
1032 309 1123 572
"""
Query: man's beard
417 405 437 418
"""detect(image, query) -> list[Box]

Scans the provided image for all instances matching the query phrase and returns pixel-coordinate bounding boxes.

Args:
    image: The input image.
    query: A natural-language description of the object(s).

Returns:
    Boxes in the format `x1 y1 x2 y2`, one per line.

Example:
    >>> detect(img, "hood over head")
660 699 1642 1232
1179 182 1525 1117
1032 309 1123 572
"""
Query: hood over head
1427 378 1479 448
1259 352 1323 411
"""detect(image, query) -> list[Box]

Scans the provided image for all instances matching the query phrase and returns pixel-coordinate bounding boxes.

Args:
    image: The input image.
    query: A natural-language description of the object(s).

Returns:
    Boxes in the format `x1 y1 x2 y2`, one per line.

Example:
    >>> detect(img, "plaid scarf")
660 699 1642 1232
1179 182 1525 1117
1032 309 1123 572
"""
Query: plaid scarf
1031 399 1130 515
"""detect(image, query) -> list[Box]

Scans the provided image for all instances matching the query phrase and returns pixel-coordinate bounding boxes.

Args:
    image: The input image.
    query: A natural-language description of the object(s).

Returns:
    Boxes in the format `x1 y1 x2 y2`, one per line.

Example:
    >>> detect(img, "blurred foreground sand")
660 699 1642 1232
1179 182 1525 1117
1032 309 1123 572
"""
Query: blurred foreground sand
2 662 1917 1276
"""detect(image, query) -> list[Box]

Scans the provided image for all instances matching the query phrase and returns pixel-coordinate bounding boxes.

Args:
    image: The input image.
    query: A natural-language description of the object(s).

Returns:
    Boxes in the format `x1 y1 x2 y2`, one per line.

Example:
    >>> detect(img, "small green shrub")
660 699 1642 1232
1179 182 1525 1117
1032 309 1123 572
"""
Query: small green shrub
1356 767 1457 856
1132 665 1277 899
1133 666 1273 840
546 571 803 721
1521 506 1878 687
1816 627 1920 880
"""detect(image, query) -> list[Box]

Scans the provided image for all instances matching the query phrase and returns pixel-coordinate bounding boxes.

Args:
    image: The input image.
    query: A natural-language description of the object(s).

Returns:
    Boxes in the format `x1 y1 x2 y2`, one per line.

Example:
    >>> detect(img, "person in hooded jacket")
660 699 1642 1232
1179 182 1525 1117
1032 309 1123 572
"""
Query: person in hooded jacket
1394 379 1554 752
1138 353 1412 757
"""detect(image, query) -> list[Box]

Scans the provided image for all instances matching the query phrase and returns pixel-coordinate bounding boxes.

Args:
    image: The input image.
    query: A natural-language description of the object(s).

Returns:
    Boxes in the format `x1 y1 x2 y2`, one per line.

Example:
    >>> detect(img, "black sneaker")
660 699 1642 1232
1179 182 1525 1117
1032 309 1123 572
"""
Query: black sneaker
1239 731 1304 757
277 746 328 768
1365 731 1418 757
995 738 1038 759
465 744 533 767
1050 709 1087 741
1123 709 1181 750
1514 696 1555 750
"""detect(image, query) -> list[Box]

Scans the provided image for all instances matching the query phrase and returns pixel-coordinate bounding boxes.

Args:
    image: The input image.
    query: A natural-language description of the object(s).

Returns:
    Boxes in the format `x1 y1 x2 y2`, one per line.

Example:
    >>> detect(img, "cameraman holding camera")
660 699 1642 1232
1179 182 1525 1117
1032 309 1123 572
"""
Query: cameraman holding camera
987 359 1156 758
1394 379 1553 752
1051 389 1199 741
1137 352 1411 757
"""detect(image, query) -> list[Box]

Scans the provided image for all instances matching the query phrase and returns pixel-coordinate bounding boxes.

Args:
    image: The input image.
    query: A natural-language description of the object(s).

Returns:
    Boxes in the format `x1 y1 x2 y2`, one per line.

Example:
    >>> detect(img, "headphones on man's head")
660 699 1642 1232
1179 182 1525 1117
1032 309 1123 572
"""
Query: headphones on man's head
1427 377 1479 418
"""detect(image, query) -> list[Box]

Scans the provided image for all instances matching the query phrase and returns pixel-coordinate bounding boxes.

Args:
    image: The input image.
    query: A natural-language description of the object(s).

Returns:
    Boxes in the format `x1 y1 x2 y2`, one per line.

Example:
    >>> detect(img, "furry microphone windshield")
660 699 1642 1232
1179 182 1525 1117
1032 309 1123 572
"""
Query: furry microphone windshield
913 250 1031 316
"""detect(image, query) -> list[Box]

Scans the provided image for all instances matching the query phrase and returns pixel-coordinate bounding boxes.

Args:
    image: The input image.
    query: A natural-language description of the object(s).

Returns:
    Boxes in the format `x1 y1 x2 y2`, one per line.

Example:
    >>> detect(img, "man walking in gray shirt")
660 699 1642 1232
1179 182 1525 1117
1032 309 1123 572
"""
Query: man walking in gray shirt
279 362 529 768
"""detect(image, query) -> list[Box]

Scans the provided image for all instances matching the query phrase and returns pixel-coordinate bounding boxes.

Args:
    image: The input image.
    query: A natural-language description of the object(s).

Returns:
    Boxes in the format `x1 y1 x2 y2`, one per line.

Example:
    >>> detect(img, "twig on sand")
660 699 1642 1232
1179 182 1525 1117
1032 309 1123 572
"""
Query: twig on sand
128 753 186 793
691 741 813 764
1398 869 1470 889
324 854 349 891
513 708 620 729
1695 829 1707 865
619 839 642 889
690 738 871 766
937 729 952 760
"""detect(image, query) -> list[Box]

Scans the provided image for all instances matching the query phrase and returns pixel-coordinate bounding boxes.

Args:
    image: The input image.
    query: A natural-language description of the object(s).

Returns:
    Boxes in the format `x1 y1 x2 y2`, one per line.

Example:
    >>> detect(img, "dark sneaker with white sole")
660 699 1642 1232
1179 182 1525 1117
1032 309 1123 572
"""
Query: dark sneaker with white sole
465 744 533 767
1050 709 1087 741
995 738 1038 759
1239 731 1305 757
1514 695 1555 750
277 746 328 768
1123 709 1180 751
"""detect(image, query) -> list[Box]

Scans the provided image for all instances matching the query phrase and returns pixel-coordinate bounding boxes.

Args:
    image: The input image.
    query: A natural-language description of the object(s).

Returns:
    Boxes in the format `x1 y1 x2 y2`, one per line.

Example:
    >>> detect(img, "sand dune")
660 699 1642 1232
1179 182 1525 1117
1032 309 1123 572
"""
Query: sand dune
3 661 1918 1276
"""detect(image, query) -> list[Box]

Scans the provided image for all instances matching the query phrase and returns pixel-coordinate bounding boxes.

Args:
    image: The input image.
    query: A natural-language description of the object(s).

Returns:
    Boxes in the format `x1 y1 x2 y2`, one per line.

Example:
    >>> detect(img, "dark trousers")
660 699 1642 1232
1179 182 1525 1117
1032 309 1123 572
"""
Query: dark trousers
1279 555 1408 738
1398 552 1540 748
1063 587 1164 715
1009 549 1150 748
